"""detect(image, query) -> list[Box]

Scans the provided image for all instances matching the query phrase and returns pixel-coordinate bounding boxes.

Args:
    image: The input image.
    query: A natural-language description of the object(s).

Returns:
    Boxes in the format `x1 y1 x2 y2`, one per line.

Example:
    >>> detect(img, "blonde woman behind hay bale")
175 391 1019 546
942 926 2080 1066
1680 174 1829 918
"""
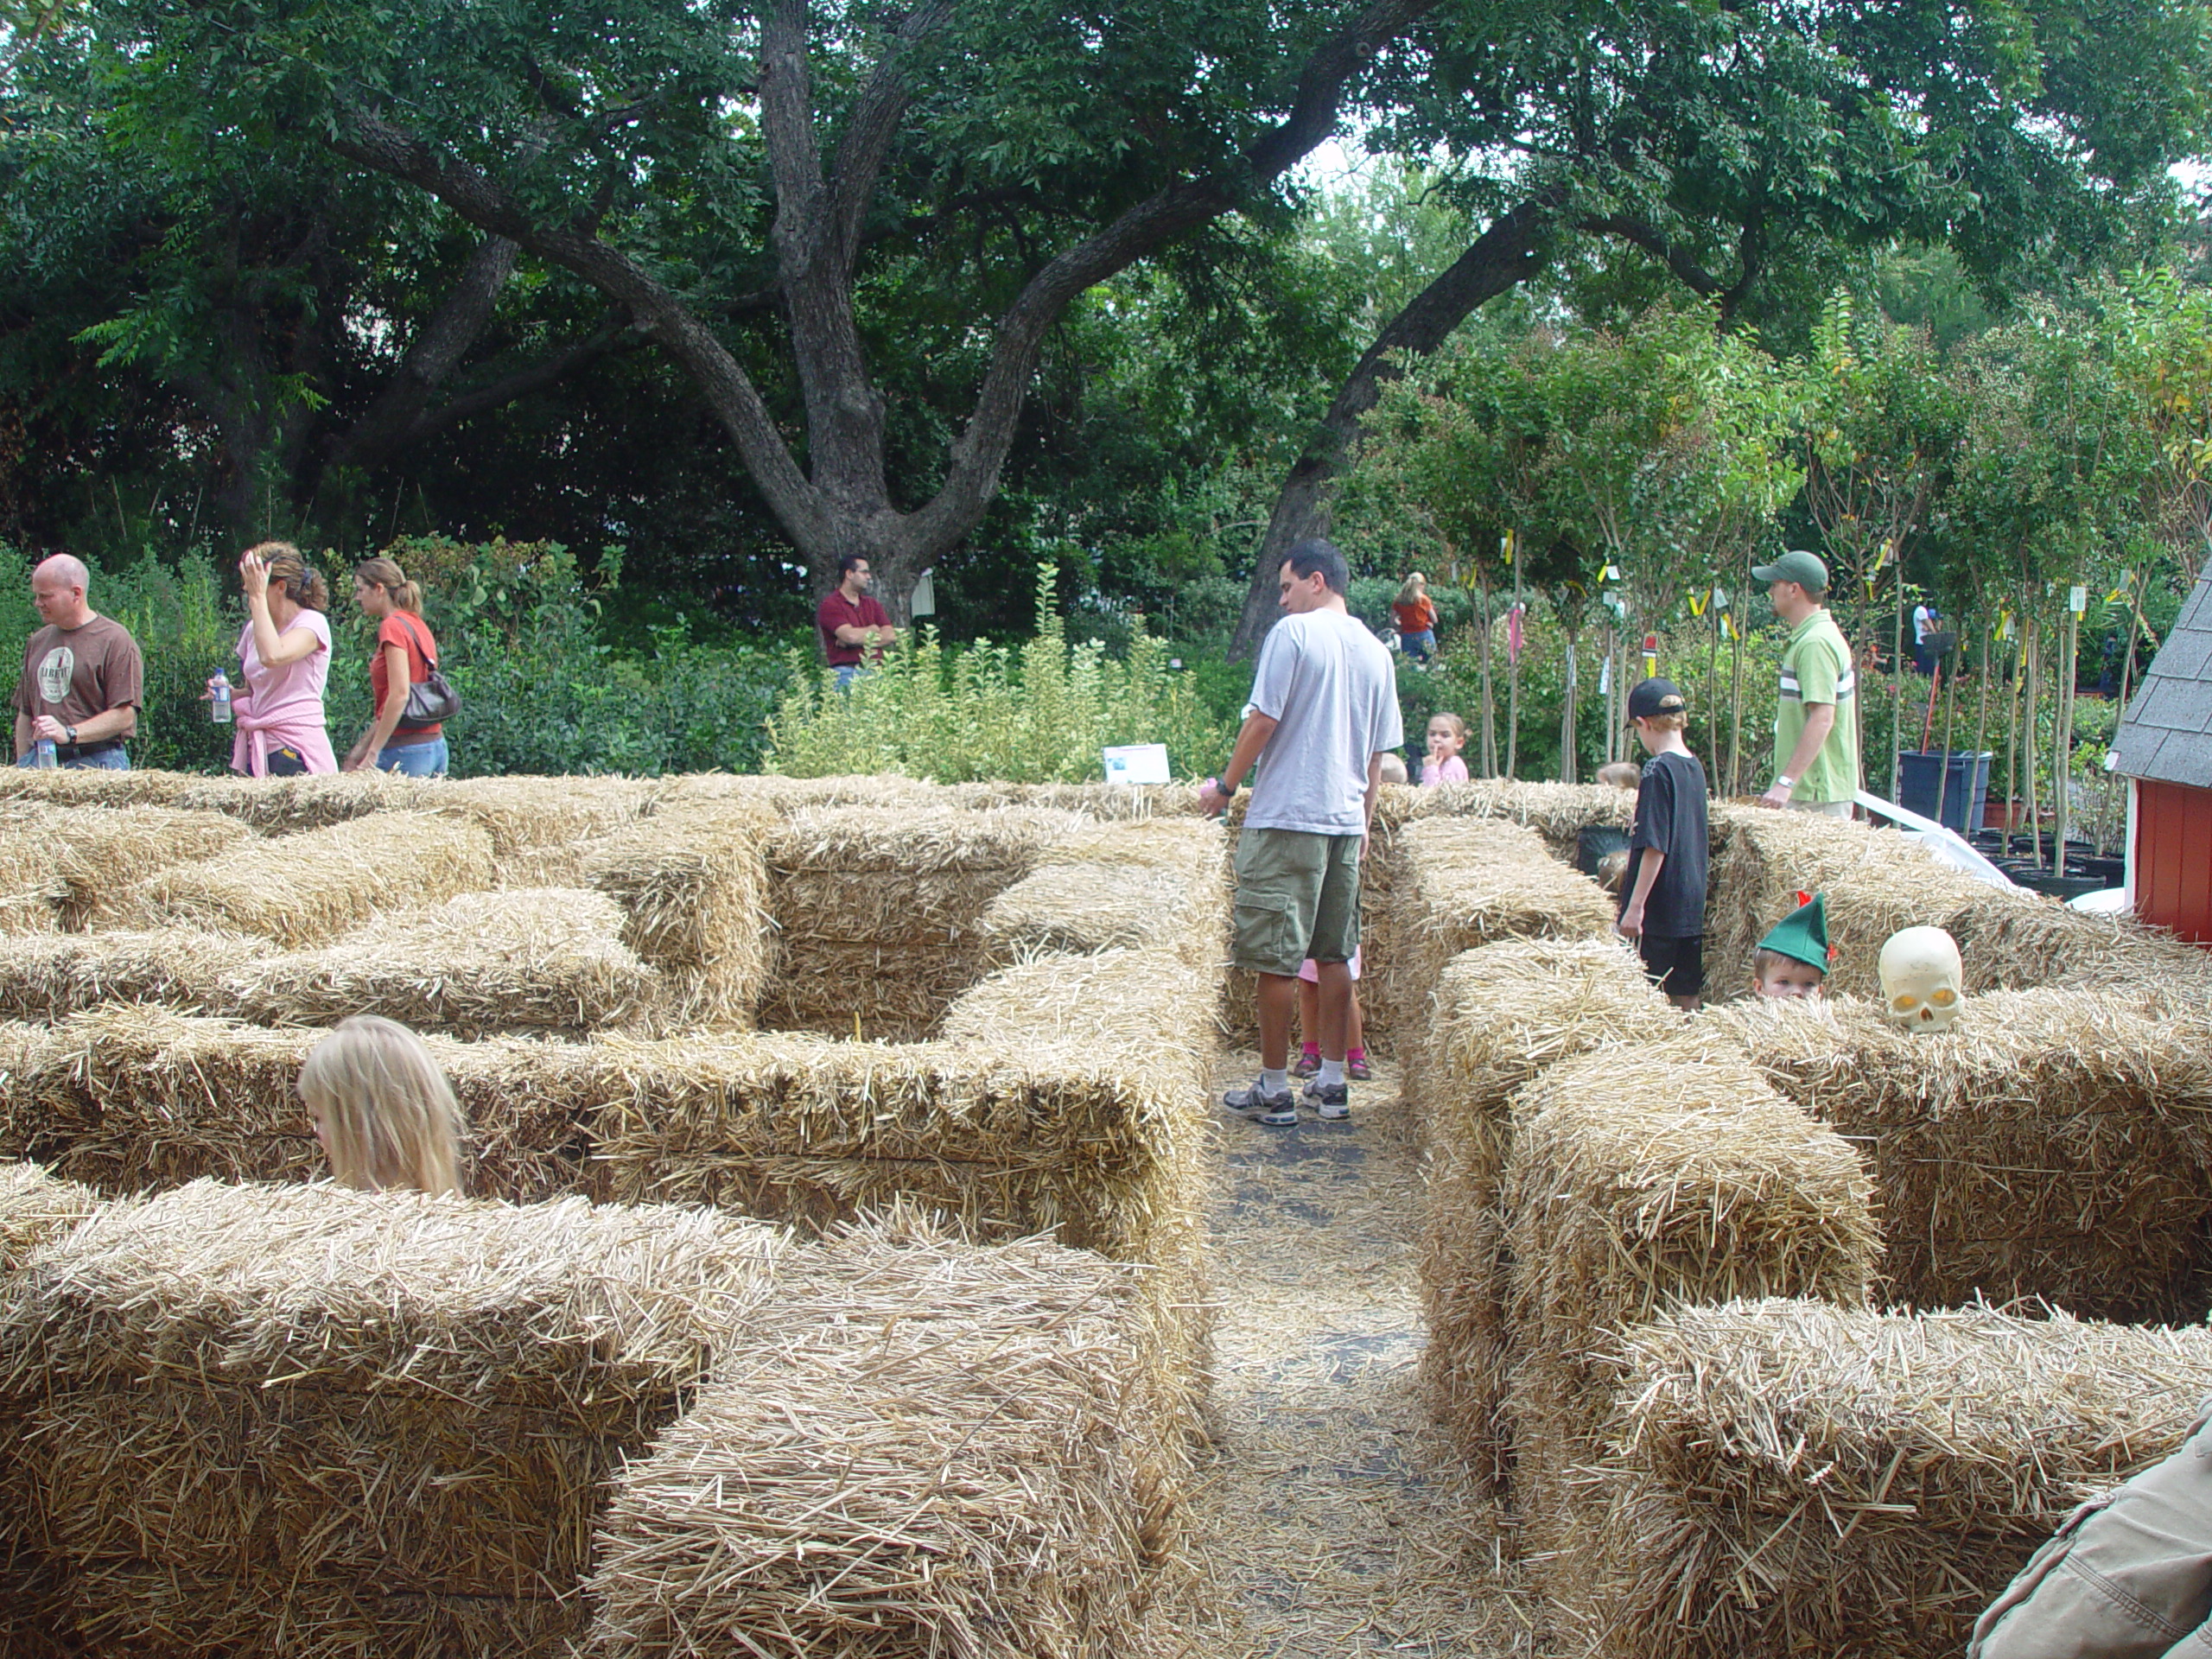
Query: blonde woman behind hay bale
299 1015 463 1196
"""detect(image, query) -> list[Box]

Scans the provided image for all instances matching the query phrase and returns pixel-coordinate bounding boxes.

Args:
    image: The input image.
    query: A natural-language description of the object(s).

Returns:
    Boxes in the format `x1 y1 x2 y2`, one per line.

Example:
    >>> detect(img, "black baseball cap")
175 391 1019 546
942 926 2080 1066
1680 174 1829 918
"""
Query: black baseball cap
1627 677 1687 720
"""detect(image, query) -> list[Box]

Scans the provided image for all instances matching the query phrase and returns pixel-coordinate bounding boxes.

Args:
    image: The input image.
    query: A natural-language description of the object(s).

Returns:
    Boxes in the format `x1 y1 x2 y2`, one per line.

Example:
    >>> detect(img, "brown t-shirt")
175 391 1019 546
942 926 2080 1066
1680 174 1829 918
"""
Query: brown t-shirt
14 614 144 731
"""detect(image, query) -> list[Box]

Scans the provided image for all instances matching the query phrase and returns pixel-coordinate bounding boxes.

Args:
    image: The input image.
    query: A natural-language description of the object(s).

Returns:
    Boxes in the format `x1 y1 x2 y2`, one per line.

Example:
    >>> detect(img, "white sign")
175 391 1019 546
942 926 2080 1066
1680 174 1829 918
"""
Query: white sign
2068 584 2088 614
1102 743 1171 785
910 567 937 618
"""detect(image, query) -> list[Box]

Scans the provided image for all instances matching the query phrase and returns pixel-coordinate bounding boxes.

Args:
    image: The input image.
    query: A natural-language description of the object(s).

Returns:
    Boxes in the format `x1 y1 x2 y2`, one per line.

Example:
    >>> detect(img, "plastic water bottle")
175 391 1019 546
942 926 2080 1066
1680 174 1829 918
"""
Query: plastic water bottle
210 671 232 725
31 737 56 769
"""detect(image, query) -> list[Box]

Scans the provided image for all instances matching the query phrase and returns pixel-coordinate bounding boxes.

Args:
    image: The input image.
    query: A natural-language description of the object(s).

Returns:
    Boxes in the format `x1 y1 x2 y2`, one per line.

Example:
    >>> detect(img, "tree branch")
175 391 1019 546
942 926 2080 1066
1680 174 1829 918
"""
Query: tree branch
916 0 1441 555
327 232 519 474
826 1 954 273
1578 213 1726 296
328 104 825 547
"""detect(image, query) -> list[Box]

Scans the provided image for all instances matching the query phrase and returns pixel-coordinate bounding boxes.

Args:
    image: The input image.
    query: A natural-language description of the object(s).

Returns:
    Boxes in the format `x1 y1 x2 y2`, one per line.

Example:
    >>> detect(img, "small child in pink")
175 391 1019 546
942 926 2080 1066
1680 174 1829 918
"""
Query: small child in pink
1421 712 1470 786
1293 946 1369 1080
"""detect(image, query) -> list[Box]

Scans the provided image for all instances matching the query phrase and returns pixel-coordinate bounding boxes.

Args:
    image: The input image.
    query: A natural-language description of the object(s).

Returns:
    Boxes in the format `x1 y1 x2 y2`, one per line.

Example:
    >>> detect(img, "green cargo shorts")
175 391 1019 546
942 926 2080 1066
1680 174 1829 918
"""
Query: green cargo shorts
1230 826 1363 978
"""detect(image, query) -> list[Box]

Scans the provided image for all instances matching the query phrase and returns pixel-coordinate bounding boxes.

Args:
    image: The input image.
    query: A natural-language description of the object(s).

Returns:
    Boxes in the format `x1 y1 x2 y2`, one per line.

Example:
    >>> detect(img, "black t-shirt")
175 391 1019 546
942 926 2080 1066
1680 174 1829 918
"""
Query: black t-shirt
1618 749 1709 939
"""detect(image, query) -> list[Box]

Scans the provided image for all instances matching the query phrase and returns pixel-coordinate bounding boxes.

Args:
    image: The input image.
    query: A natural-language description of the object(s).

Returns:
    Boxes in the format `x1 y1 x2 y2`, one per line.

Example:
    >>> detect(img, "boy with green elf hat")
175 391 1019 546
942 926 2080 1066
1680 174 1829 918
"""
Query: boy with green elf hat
1751 893 1829 999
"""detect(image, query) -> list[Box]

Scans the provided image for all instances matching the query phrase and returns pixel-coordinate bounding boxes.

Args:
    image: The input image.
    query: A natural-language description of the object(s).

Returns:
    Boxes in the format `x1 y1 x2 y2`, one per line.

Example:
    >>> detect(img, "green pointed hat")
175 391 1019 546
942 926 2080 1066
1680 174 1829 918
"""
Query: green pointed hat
1758 892 1830 972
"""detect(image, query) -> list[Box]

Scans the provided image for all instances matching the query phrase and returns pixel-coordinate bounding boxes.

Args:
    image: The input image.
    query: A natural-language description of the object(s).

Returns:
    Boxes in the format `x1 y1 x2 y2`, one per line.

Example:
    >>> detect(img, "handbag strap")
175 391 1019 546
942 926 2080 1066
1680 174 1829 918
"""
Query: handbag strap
390 611 439 672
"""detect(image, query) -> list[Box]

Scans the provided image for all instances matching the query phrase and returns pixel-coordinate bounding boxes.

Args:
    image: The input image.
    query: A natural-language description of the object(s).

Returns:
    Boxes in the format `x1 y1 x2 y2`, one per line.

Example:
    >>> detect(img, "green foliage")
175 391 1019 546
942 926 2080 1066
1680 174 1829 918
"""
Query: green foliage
764 563 1234 783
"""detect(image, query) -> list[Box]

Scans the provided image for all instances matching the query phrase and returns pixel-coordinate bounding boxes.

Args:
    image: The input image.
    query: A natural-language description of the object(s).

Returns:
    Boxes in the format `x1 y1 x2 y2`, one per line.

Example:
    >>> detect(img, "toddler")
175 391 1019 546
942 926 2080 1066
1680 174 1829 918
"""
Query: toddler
1750 893 1828 999
1294 946 1370 1081
1596 760 1643 789
1421 712 1470 786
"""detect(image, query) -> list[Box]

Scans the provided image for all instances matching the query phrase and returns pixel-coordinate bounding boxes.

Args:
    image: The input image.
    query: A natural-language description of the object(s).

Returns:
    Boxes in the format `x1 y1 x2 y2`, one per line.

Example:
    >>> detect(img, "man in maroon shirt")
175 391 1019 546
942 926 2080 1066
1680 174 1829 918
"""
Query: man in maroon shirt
816 555 898 688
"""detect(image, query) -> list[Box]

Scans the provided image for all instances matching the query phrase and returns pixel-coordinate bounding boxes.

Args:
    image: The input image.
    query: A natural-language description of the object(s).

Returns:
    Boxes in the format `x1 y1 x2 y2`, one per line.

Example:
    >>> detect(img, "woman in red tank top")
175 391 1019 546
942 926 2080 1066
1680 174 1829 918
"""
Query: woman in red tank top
341 556 448 777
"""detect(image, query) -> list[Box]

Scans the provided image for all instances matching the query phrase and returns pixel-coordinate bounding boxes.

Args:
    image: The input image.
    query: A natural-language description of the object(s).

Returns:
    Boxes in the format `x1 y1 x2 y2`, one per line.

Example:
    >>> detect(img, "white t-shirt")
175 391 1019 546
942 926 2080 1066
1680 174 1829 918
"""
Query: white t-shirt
1243 609 1404 835
1913 605 1937 645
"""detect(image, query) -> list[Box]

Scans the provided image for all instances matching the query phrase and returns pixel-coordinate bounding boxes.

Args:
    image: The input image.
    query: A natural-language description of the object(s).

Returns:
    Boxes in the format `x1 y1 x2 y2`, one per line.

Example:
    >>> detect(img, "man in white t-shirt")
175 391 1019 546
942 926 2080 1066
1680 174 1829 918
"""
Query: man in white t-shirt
1912 601 1941 675
1199 538 1403 1126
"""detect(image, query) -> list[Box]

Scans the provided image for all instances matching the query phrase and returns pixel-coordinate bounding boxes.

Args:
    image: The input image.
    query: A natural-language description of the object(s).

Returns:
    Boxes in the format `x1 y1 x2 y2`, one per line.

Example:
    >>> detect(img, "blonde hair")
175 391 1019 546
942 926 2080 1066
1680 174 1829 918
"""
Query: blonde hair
1596 760 1643 788
353 556 424 614
300 1016 464 1197
1397 571 1428 604
248 540 329 613
1427 711 1467 742
1378 752 1409 785
1637 711 1688 734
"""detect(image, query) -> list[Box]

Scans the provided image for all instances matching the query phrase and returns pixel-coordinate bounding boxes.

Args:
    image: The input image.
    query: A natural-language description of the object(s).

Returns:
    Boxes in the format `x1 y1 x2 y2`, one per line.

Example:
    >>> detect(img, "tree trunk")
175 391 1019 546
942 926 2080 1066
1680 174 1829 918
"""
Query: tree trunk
1226 195 1560 658
1476 574 1497 776
2023 614 2044 870
1728 610 1745 797
1560 622 1580 784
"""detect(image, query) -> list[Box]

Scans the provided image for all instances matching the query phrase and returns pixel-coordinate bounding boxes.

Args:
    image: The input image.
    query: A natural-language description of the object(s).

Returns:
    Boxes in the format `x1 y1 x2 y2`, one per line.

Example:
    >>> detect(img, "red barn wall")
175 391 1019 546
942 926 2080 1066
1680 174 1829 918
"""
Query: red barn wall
2134 779 2212 944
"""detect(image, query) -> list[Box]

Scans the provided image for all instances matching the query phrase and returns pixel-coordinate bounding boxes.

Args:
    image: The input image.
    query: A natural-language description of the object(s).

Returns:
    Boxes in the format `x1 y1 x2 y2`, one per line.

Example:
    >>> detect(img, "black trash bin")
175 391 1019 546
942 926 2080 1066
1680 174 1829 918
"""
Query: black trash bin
1896 750 1991 834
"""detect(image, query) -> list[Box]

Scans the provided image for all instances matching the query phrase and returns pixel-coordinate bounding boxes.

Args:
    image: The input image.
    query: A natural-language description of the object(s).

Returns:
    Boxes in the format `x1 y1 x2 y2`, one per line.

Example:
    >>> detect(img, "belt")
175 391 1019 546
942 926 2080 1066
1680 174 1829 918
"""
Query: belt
56 740 123 760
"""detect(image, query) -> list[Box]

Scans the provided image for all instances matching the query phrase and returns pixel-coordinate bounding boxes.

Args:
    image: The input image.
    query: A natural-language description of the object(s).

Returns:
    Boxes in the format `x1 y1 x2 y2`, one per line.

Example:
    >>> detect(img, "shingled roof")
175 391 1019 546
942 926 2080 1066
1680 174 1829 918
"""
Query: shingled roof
2113 552 2212 790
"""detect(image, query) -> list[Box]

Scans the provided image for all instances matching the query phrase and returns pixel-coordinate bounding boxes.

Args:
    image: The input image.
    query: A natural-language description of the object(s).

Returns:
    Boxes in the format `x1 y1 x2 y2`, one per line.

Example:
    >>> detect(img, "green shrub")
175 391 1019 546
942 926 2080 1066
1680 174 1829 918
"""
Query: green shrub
765 563 1235 782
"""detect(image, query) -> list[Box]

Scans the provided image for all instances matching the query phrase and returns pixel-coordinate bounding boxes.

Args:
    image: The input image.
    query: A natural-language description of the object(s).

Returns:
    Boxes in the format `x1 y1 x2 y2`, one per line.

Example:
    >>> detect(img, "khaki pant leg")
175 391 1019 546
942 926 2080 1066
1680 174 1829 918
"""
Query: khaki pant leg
1973 1409 2212 1659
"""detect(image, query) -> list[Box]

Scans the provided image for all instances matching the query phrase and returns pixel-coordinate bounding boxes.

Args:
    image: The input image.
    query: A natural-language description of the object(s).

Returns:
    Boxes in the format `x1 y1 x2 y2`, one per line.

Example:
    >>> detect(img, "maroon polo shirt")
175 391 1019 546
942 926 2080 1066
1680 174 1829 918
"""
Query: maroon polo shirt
817 588 891 668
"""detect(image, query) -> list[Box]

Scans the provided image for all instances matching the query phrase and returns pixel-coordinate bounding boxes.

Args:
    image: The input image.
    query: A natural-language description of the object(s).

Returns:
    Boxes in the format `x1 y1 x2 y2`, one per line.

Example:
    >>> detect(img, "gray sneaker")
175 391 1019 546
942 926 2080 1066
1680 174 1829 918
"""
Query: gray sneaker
1303 1078 1351 1121
1224 1080 1299 1127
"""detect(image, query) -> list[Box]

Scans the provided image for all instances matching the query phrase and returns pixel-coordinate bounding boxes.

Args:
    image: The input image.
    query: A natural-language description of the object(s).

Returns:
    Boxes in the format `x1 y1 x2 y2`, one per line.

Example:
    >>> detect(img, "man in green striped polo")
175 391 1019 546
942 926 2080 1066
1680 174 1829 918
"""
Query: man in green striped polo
1754 550 1860 817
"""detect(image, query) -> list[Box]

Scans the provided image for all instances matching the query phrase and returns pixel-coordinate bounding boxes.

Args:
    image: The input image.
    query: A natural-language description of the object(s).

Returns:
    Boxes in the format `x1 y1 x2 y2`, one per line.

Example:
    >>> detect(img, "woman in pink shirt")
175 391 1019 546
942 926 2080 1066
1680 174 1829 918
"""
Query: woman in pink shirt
221 543 336 776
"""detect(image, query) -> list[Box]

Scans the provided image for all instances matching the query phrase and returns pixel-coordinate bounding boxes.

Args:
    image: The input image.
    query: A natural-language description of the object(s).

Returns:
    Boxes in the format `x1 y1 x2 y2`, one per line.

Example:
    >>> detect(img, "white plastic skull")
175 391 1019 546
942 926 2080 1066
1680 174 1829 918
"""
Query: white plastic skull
1878 926 1964 1033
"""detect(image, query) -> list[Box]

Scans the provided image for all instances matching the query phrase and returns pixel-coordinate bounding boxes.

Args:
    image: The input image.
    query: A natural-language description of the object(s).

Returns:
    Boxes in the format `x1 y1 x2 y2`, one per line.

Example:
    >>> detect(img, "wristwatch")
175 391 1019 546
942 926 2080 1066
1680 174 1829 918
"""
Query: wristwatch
1775 774 1795 791
1210 774 1239 795
63 725 77 746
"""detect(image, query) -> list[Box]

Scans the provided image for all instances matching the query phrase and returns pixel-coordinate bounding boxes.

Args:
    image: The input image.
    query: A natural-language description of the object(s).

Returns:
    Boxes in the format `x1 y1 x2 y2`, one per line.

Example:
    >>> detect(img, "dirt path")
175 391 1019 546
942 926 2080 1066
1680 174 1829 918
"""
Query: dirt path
1165 1054 1535 1658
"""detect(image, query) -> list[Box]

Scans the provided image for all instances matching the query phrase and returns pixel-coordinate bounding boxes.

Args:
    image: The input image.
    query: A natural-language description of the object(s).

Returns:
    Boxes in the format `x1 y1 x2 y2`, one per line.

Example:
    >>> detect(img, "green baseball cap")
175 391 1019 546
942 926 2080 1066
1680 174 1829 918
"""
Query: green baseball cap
1750 550 1829 591
1757 893 1830 972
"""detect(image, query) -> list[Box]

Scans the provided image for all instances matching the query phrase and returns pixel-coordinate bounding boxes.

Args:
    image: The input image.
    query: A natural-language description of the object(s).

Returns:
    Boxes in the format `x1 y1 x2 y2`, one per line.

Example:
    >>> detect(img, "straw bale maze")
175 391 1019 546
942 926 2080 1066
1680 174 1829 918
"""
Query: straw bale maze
2 768 2211 1656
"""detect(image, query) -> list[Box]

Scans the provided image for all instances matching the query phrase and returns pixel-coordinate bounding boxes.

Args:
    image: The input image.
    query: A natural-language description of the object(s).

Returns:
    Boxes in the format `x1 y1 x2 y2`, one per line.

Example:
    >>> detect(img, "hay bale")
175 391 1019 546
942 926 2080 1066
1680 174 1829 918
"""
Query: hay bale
0 1179 790 1656
584 803 775 1029
0 801 257 932
584 1223 1172 1658
112 809 495 944
172 767 435 828
1382 816 1620 1058
1700 988 2212 1320
1567 1299 2212 1658
1939 884 2212 1005
981 818 1230 969
1414 940 1676 1475
1502 1039 1879 1552
0 767 194 808
761 805 1084 1039
0 928 253 1022
227 888 668 1037
431 773 657 857
0 1160 100 1272
1705 808 1991 997
591 946 1217 1451
1428 777 1638 858
0 1161 103 1659
0 1022 64 1164
595 948 1211 1257
30 1008 601 1200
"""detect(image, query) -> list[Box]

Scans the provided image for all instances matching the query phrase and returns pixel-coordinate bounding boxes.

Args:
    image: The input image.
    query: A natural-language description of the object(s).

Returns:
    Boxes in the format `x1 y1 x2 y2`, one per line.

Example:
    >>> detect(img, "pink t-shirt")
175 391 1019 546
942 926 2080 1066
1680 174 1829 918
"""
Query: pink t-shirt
232 609 337 775
1421 754 1469 787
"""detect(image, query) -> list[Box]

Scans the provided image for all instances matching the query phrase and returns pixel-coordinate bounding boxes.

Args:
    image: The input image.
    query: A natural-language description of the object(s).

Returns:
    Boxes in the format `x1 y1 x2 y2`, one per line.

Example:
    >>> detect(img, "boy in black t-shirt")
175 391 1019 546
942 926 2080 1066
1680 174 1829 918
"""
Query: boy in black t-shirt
1614 677 1710 1009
